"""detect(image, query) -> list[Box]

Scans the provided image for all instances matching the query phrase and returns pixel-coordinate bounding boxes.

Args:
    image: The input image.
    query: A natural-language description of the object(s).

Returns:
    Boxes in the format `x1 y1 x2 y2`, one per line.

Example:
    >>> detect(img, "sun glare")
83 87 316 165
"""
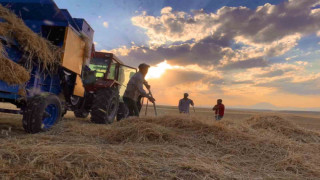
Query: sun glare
146 60 180 79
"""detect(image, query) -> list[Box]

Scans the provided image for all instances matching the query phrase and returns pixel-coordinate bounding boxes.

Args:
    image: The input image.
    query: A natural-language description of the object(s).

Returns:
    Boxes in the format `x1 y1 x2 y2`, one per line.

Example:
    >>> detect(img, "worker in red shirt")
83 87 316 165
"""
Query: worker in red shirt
212 99 225 120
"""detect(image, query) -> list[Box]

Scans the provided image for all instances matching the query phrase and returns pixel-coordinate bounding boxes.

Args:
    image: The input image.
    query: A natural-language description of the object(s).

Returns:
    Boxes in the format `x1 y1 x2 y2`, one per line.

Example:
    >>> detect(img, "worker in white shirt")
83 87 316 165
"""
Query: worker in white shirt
178 93 194 114
123 63 155 117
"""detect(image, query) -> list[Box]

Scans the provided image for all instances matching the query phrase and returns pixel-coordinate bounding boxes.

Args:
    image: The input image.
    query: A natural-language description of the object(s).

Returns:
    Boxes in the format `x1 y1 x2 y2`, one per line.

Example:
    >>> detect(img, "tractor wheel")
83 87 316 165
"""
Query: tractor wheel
71 96 89 118
91 88 119 124
74 109 89 118
22 94 62 133
117 102 129 121
61 102 67 117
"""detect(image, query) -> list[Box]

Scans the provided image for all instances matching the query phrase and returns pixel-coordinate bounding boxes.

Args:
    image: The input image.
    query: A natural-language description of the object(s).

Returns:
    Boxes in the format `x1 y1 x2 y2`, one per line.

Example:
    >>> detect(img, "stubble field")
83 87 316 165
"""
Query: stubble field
0 103 320 179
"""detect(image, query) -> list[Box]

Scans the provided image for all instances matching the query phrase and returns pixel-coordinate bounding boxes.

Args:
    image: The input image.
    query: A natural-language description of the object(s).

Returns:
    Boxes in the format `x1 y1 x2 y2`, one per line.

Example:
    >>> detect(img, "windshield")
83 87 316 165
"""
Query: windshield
89 64 107 77
119 65 137 101
89 58 111 78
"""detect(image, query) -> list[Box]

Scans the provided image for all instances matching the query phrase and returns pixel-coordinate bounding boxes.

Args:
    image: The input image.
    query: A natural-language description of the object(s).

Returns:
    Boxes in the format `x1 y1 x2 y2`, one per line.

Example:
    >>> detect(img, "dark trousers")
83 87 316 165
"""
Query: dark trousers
137 95 143 112
123 97 140 117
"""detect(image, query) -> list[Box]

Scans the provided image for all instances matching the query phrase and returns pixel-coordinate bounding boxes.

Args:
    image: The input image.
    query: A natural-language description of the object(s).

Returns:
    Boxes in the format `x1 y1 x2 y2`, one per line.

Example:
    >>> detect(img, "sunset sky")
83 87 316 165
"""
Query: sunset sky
55 0 320 110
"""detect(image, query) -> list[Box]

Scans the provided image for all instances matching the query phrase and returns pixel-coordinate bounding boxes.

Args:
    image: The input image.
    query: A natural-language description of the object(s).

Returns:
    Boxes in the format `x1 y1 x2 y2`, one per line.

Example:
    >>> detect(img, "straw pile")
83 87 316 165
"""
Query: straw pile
80 34 91 63
0 115 319 179
0 43 30 85
0 5 61 85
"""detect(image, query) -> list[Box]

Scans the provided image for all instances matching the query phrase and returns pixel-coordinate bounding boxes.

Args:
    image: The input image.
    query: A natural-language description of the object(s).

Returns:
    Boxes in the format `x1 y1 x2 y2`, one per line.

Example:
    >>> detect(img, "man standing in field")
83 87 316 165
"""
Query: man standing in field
123 63 155 117
212 99 225 120
178 93 194 114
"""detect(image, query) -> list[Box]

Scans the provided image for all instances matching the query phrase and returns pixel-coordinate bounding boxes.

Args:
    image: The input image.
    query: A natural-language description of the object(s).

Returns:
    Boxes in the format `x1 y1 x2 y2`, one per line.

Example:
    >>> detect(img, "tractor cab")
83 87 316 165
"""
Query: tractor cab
83 52 136 98
71 52 137 123
84 52 119 85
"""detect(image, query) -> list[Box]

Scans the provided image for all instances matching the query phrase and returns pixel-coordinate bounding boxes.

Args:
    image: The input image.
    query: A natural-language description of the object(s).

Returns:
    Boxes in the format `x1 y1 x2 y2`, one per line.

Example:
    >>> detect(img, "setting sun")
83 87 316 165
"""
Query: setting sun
146 60 181 79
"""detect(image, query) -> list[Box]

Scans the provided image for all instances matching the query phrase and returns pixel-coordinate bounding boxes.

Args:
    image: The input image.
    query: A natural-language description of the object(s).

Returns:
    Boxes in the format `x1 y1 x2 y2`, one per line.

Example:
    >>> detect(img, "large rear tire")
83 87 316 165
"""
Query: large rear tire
22 94 62 133
91 88 119 124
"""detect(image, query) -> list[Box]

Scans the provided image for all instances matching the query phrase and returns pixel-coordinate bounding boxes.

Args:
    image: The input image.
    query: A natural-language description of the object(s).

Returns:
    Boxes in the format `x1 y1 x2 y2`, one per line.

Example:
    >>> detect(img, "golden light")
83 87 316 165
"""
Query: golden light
146 60 181 79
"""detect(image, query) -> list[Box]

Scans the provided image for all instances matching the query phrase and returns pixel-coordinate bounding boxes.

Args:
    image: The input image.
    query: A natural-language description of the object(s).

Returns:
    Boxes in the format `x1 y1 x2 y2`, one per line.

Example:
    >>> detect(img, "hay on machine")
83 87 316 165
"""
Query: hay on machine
0 43 30 85
80 33 91 63
0 4 62 85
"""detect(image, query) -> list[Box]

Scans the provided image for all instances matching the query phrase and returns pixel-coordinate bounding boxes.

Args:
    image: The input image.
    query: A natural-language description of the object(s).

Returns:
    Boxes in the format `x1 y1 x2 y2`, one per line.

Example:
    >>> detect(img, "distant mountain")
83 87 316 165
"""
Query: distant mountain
230 102 320 112
158 103 320 112
250 102 278 110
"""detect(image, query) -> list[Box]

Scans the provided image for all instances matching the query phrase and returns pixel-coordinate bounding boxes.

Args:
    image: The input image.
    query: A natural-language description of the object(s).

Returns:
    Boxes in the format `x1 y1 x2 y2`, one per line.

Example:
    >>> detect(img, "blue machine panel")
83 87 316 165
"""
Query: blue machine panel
25 67 62 97
74 18 94 40
60 9 80 32
0 0 86 101
4 45 22 63
0 0 66 21
0 81 19 94
0 91 19 100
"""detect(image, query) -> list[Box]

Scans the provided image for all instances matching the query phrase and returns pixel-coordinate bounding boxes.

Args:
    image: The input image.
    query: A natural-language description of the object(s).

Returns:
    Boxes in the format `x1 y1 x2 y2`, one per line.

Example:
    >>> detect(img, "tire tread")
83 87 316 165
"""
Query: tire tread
91 88 119 124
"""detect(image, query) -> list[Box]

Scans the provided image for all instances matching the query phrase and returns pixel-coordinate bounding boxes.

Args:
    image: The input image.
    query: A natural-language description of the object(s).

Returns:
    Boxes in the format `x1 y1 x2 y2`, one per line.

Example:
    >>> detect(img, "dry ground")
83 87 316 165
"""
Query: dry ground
152 105 320 131
0 104 320 179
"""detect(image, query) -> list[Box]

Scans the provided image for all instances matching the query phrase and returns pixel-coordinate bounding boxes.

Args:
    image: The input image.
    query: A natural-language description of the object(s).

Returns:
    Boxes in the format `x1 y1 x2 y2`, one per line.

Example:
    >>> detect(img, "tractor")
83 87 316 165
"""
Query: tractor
0 0 94 133
0 0 137 133
69 52 137 123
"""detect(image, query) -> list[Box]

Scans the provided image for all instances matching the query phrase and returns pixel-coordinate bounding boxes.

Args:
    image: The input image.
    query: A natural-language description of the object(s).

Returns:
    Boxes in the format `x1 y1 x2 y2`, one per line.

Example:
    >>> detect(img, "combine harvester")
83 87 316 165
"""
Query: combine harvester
0 0 136 133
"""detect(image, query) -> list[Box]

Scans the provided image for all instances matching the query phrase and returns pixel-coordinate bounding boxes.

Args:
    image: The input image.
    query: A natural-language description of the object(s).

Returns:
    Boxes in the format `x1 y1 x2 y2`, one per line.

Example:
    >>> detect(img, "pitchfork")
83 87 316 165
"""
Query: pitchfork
145 89 157 116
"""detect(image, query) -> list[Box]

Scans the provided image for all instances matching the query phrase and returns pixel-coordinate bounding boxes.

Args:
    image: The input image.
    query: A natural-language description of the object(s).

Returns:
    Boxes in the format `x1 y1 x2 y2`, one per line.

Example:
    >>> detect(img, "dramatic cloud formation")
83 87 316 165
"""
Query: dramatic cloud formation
230 62 320 95
54 0 320 109
101 0 320 109
109 0 319 71
132 0 320 46
258 76 320 95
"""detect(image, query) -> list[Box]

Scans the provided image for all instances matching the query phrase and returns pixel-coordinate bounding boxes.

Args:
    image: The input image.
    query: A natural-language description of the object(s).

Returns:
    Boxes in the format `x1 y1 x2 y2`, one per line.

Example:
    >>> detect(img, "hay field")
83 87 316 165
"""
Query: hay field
0 105 320 179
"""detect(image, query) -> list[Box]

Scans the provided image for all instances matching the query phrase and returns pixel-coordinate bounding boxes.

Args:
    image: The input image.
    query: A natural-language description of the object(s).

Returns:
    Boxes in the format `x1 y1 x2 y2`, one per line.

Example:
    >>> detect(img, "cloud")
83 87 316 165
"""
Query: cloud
106 35 273 70
132 0 320 47
286 55 298 61
146 60 221 81
232 63 303 81
146 60 183 79
103 21 109 28
100 1 320 105
105 36 231 67
232 80 255 85
109 0 320 69
258 76 320 95
146 68 217 105
229 62 320 95
257 69 286 78
143 61 320 107
295 61 309 66
102 46 132 56
161 7 172 14
158 69 206 86
145 61 223 95
220 58 269 70
255 64 300 78
131 8 218 45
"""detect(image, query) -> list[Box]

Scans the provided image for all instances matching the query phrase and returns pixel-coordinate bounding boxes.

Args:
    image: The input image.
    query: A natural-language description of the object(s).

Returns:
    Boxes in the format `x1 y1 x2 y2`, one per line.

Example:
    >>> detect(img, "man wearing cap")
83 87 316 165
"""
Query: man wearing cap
123 63 155 117
178 93 194 114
